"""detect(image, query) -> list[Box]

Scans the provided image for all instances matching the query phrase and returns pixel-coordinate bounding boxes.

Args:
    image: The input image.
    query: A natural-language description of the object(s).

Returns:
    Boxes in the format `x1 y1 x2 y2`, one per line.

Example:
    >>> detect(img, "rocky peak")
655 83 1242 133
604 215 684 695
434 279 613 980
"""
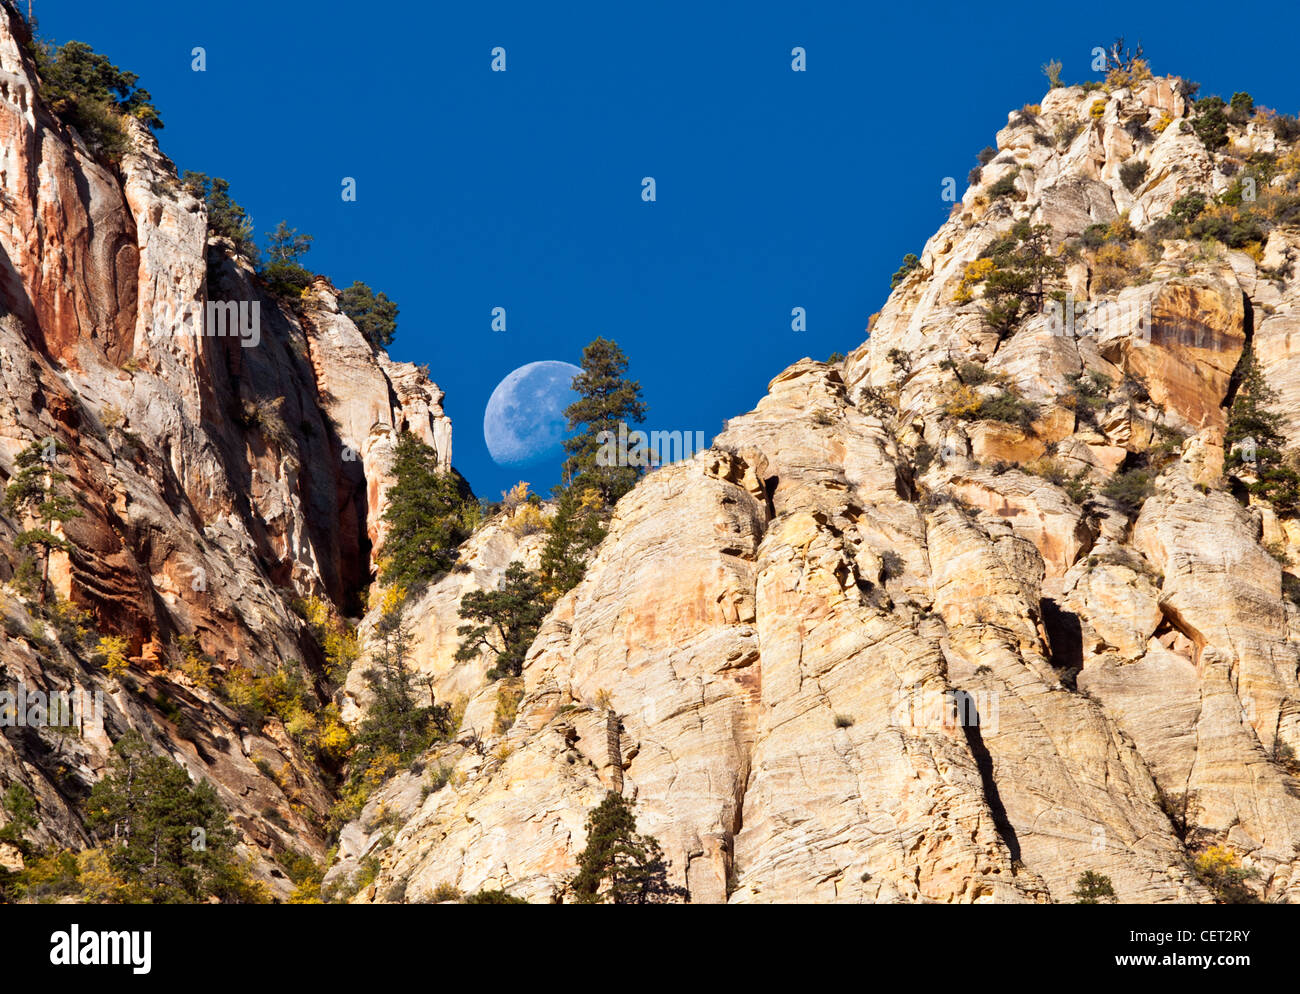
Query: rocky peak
333 70 1300 904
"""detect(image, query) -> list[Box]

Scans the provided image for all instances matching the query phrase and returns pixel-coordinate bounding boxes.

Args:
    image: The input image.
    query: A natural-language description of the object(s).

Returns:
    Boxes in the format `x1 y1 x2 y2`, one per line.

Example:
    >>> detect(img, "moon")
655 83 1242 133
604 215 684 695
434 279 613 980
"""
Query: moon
483 360 582 467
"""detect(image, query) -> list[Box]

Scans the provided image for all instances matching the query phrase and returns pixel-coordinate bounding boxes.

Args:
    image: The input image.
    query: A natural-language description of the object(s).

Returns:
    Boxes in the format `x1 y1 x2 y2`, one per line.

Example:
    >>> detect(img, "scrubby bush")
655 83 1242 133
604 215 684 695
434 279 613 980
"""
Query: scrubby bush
943 384 1038 431
1119 160 1149 192
1065 371 1112 427
1101 467 1154 515
1025 457 1093 505
1073 871 1116 904
987 168 1021 200
890 252 920 289
1192 845 1260 904
1055 119 1083 148
1228 91 1255 124
1169 192 1208 225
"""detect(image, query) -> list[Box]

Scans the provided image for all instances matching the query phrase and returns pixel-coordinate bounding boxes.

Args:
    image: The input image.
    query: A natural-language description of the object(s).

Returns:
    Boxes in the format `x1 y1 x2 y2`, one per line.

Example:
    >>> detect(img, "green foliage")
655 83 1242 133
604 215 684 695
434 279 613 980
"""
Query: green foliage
561 338 648 503
1041 59 1063 88
220 659 350 765
890 252 920 289
257 221 315 297
567 793 685 904
1072 871 1116 904
456 562 548 680
377 431 475 590
1066 370 1113 428
939 358 997 387
986 168 1021 200
463 888 528 904
85 731 268 903
1228 91 1255 124
3 439 82 606
338 281 399 349
1187 210 1265 249
265 220 313 265
1101 467 1154 516
1055 119 1083 148
538 487 608 598
1225 348 1300 516
1119 160 1149 192
0 783 37 851
32 39 161 161
1191 96 1229 151
1168 192 1207 225
356 601 451 762
974 389 1039 430
980 220 1064 335
181 172 258 262
1025 457 1093 505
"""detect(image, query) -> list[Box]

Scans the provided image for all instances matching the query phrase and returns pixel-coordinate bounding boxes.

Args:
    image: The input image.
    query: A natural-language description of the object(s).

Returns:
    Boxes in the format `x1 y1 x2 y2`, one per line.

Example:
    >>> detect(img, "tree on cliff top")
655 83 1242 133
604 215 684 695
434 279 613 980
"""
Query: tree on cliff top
560 338 647 504
30 38 161 162
181 172 258 263
339 281 399 350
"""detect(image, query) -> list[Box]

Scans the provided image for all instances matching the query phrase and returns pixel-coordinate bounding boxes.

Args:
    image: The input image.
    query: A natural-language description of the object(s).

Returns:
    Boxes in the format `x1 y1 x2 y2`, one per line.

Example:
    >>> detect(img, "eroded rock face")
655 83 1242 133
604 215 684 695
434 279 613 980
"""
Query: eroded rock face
345 73 1300 906
8 0 1300 906
0 5 452 895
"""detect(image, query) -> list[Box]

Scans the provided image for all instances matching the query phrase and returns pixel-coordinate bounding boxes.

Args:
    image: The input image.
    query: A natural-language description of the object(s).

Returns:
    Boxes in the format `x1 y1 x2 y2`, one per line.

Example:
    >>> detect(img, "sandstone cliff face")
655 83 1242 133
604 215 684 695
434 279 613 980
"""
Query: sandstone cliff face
338 76 1300 904
5 0 1300 905
0 5 450 893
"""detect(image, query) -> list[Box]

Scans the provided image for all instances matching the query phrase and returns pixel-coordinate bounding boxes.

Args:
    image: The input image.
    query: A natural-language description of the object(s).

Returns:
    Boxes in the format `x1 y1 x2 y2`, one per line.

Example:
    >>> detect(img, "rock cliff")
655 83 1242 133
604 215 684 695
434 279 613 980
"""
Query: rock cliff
4 0 1300 905
337 75 1300 904
0 3 450 895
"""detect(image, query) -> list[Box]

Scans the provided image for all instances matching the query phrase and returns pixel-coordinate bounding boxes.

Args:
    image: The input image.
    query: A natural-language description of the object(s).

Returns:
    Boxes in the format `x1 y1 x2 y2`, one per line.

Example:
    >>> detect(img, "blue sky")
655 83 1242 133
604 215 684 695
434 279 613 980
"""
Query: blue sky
41 0 1300 498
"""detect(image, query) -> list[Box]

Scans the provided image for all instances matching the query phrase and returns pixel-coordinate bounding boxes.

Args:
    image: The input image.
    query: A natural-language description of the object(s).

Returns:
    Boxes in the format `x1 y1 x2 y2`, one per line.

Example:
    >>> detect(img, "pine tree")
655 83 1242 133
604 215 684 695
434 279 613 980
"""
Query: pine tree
338 281 399 349
181 172 258 262
981 220 1065 335
355 601 450 762
265 221 313 265
1072 871 1116 904
3 438 82 606
567 793 685 904
561 338 647 503
1226 348 1300 515
84 732 267 903
377 431 474 590
455 561 548 679
538 487 607 598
